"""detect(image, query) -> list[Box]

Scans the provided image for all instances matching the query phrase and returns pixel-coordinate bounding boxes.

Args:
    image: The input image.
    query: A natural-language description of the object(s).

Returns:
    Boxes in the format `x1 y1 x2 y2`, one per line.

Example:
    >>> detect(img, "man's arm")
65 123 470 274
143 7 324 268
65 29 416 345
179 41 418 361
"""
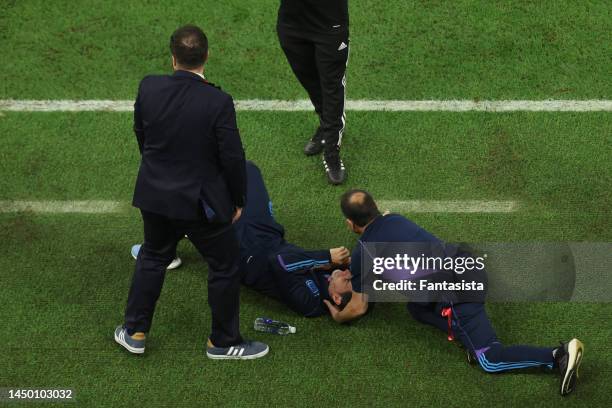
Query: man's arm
133 81 145 154
313 247 350 270
215 95 246 208
277 250 331 273
324 291 368 323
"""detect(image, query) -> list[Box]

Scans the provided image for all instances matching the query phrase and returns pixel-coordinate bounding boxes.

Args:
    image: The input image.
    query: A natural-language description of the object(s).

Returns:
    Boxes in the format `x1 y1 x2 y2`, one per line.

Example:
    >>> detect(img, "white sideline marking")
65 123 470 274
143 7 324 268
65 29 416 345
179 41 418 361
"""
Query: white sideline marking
0 200 518 214
1 99 611 112
0 100 134 112
378 200 519 213
0 200 122 213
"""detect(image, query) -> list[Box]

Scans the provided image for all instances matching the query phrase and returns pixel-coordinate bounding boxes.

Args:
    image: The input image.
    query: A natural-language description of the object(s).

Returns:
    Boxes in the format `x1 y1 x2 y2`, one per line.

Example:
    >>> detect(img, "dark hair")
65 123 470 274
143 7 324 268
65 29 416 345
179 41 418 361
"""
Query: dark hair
340 189 381 227
337 291 353 311
170 25 208 69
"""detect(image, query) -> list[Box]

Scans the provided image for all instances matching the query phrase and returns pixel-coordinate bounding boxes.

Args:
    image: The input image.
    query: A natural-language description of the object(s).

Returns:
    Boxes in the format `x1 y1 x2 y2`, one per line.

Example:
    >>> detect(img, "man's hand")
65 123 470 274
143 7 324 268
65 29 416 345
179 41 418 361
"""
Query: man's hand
330 246 350 265
232 207 243 223
323 299 341 320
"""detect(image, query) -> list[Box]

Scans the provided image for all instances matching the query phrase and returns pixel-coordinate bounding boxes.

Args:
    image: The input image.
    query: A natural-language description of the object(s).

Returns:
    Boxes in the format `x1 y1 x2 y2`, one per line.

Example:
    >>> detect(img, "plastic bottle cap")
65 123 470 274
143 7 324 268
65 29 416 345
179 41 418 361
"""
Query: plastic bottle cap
289 326 296 334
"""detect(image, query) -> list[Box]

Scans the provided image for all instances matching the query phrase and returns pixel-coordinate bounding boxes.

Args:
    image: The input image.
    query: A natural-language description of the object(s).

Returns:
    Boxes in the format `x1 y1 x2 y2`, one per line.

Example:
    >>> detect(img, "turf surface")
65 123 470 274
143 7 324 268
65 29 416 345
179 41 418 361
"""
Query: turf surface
1 0 612 99
1 0 611 407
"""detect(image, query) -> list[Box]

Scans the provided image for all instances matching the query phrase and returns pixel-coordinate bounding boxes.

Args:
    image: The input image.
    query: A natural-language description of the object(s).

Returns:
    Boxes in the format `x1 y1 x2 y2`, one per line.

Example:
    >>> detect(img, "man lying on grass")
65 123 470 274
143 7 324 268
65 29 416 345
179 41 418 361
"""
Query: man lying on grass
323 189 585 396
132 161 353 317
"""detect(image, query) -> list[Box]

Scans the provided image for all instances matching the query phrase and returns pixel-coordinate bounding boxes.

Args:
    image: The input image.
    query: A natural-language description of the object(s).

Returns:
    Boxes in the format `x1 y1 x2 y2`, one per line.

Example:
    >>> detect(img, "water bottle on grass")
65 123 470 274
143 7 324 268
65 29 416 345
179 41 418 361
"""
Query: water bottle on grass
254 317 296 335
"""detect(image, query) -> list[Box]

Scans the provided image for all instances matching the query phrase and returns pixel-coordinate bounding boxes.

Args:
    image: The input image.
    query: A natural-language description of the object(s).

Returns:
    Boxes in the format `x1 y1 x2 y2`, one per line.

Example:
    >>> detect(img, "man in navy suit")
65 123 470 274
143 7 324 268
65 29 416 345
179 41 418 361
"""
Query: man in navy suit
115 25 268 360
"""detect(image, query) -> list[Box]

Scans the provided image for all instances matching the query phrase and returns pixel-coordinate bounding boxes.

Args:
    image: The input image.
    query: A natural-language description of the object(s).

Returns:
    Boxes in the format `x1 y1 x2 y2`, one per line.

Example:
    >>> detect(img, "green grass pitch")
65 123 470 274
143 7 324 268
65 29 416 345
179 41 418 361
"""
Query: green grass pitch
0 0 611 406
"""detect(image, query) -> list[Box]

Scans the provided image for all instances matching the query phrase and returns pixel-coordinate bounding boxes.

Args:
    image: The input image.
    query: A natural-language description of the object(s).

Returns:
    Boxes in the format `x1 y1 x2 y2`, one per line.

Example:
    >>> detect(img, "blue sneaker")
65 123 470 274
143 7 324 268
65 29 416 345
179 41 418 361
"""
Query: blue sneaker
131 244 182 270
114 326 145 354
206 340 269 360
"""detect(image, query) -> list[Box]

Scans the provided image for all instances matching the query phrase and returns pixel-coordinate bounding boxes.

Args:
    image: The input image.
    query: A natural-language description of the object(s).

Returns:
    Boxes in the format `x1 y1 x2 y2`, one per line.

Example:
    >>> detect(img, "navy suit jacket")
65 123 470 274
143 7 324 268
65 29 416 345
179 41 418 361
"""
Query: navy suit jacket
132 70 246 222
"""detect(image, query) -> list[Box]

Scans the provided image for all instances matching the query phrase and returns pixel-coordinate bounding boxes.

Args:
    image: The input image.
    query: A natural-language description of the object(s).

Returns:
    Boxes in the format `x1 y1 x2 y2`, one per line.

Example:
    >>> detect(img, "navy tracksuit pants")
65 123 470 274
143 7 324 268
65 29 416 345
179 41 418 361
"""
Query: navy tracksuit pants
407 302 556 372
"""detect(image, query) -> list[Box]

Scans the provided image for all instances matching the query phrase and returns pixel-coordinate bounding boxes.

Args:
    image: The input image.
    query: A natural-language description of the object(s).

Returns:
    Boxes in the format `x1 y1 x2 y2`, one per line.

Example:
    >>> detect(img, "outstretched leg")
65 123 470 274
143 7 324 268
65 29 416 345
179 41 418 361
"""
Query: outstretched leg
450 302 555 372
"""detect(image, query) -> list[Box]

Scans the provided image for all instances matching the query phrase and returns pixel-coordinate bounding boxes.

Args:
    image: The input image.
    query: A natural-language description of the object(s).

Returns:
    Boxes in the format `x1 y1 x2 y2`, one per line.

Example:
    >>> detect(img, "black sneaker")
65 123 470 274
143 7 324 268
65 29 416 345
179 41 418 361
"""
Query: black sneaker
555 338 584 396
304 128 324 156
323 151 346 185
466 350 477 365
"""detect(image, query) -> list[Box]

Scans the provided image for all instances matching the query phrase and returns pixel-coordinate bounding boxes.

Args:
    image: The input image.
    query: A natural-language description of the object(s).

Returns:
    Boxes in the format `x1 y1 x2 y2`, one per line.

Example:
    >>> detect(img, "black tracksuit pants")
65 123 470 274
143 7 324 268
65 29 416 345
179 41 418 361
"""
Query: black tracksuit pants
277 24 349 153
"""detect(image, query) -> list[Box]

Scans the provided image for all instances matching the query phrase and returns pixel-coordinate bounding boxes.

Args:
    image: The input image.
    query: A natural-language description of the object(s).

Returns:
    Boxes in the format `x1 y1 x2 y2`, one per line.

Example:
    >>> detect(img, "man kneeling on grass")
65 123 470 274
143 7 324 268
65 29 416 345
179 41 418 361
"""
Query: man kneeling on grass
323 189 585 397
132 161 354 317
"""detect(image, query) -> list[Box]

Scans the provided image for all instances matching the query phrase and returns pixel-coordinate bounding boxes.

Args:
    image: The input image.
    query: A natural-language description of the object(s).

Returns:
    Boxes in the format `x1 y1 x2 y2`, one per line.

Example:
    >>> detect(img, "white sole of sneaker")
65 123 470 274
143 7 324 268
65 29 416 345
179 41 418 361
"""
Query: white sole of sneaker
561 338 584 395
167 257 182 270
131 250 182 270
206 346 269 360
114 331 145 354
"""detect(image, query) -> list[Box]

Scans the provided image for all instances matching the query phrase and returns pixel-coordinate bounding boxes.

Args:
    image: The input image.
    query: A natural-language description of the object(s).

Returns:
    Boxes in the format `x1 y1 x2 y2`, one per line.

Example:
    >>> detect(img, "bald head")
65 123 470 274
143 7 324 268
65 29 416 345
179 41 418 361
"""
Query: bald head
340 189 381 227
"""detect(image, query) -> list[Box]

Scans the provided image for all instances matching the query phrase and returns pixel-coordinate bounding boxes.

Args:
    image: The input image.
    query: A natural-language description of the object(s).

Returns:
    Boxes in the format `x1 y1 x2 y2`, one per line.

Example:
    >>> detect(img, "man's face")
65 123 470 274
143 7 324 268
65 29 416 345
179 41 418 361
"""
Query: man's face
328 269 352 304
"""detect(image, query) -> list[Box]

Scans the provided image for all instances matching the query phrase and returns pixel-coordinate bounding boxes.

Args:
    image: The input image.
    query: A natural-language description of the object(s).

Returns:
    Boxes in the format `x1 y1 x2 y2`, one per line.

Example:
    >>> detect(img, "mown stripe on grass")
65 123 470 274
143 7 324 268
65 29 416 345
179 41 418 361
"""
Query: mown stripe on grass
0 200 519 214
378 200 519 213
1 99 611 112
0 200 122 213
